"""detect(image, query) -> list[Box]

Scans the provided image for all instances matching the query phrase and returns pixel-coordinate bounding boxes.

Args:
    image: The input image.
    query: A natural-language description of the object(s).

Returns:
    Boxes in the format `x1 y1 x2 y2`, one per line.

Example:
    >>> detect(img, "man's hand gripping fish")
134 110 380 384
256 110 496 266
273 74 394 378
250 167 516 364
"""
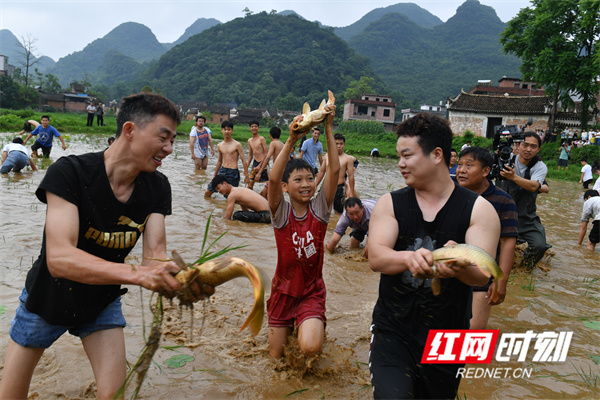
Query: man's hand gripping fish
289 90 335 135
427 244 504 302
171 250 265 336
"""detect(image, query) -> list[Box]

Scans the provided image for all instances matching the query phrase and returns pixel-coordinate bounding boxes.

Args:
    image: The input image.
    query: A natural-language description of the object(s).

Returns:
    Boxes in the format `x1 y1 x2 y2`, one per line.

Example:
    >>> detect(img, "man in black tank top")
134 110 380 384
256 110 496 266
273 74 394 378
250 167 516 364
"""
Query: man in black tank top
367 113 500 399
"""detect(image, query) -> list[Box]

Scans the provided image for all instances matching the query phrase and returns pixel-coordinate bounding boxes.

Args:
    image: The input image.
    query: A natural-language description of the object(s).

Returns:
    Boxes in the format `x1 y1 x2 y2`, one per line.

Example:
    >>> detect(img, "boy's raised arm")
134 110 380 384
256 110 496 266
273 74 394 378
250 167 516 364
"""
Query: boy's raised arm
320 107 339 208
268 117 308 213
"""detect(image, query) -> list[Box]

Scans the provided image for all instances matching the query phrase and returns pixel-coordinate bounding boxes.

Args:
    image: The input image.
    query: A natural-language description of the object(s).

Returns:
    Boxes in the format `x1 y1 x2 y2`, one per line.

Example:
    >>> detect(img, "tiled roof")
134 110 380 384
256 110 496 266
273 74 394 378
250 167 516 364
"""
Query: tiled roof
447 91 550 114
469 86 546 96
345 98 397 107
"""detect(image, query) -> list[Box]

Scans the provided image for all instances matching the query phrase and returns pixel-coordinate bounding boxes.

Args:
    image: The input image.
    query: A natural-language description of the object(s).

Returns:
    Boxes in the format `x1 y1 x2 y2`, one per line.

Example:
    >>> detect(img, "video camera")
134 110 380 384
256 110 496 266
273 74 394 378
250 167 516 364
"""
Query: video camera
490 120 532 181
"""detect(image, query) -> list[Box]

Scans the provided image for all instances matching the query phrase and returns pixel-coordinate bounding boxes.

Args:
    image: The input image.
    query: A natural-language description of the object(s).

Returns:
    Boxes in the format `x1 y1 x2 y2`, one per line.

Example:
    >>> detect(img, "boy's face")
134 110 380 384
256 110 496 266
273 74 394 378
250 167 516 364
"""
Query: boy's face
456 154 488 190
450 151 457 167
196 118 205 128
282 168 316 203
41 117 50 128
222 126 233 138
215 182 231 196
312 130 320 142
250 124 259 135
335 139 345 154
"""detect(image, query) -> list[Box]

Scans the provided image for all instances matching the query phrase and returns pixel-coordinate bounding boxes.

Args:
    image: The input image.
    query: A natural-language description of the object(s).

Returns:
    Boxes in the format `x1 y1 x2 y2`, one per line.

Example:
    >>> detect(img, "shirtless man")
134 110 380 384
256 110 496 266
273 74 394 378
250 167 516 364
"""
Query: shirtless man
253 127 285 199
210 175 271 223
204 121 248 198
316 133 357 214
247 120 268 190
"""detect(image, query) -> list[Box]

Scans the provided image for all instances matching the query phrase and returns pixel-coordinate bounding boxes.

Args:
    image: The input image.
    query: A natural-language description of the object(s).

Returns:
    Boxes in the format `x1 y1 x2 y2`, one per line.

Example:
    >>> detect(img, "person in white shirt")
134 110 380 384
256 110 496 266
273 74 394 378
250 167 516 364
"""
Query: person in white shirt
578 190 600 251
580 157 594 189
1 138 37 173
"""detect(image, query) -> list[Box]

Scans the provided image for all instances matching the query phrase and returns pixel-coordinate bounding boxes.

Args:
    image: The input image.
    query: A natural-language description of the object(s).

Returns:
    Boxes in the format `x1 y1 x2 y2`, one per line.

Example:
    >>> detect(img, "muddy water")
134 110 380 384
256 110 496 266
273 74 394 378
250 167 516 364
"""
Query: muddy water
0 133 599 399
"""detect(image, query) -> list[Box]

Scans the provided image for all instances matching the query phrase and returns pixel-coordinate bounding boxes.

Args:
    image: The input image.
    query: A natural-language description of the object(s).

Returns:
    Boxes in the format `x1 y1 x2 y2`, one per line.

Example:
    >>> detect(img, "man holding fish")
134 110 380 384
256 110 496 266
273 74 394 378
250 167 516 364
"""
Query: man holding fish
367 113 500 399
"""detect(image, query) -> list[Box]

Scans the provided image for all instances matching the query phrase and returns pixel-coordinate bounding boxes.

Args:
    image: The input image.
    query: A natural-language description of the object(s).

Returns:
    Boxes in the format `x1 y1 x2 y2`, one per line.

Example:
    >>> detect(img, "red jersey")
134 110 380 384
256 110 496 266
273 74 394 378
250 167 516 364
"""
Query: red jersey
271 190 330 297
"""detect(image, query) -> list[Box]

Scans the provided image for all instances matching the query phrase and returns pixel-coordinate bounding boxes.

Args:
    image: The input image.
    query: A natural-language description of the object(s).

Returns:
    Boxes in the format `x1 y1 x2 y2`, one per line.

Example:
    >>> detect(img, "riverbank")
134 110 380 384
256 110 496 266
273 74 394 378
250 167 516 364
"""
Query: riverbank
2 109 598 183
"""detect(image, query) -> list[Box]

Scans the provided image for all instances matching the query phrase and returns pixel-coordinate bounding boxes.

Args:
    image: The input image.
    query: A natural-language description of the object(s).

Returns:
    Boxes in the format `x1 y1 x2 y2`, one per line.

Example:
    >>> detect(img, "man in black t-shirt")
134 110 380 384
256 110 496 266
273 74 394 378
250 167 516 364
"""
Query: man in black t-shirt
0 93 213 399
368 113 500 399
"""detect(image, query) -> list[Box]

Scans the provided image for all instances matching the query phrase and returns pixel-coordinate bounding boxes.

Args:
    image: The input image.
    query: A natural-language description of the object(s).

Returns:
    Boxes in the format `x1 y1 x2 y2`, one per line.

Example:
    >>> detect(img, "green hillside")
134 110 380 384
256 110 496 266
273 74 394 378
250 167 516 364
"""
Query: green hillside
348 0 521 105
49 22 168 85
334 2 443 41
140 12 381 107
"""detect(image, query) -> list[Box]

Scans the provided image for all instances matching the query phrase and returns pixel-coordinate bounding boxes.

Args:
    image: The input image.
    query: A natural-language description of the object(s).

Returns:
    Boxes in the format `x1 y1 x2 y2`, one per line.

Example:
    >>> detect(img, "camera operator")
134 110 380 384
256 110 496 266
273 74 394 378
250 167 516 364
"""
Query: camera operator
497 132 551 268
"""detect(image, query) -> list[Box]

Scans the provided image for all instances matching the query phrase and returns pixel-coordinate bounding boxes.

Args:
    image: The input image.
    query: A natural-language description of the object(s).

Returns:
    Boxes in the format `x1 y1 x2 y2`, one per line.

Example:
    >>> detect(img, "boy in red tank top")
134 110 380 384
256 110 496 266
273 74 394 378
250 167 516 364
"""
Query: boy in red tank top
267 106 339 358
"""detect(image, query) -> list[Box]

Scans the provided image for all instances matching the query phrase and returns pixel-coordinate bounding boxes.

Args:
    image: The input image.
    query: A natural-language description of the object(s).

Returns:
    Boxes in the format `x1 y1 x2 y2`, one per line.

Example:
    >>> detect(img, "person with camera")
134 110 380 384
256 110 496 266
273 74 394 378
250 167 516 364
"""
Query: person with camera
558 139 571 171
498 132 551 269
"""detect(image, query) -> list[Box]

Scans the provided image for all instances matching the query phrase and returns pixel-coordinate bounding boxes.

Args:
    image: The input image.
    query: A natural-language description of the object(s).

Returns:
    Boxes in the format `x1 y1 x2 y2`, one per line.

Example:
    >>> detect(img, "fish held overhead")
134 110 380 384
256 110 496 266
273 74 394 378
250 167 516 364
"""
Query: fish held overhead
289 90 336 135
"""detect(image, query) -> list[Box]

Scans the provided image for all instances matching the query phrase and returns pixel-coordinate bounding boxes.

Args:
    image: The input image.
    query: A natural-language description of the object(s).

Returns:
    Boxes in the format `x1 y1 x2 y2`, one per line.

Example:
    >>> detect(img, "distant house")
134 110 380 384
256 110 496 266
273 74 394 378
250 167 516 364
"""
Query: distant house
469 77 546 97
401 102 447 121
343 94 396 131
232 108 266 125
447 91 552 137
448 75 599 136
0 55 16 77
201 105 230 124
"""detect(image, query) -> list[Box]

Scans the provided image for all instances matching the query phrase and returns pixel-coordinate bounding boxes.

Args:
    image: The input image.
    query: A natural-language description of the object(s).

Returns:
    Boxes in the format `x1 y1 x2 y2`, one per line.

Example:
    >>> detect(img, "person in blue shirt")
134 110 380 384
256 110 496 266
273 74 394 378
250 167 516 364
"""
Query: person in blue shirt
299 127 324 173
23 115 67 158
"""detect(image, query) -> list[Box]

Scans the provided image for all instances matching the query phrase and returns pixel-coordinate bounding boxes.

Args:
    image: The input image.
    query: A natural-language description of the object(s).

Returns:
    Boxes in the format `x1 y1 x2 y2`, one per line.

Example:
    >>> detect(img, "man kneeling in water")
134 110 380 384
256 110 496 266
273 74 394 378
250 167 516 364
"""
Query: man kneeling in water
211 175 271 223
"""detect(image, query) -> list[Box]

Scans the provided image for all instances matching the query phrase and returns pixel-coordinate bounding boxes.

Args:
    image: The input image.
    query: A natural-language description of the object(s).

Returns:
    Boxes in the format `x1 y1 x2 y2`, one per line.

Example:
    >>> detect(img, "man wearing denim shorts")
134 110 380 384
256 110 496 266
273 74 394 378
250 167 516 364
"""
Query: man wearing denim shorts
0 93 212 399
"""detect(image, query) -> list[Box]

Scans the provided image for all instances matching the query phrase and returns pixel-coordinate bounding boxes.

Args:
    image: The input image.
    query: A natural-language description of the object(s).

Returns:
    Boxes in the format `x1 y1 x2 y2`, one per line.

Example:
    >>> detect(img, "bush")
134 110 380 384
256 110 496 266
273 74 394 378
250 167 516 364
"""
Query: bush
336 120 386 136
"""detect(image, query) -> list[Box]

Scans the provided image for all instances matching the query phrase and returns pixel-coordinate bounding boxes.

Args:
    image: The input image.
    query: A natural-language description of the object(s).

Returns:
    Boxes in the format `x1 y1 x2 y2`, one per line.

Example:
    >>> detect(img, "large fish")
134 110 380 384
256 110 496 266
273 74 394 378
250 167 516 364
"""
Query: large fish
289 90 335 134
429 244 503 301
172 251 265 336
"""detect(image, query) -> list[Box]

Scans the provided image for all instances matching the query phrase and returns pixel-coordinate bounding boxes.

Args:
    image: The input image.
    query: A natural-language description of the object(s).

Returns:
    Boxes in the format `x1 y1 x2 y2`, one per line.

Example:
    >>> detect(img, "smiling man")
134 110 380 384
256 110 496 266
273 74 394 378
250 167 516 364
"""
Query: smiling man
0 93 213 399
327 197 376 256
457 146 518 329
368 113 500 399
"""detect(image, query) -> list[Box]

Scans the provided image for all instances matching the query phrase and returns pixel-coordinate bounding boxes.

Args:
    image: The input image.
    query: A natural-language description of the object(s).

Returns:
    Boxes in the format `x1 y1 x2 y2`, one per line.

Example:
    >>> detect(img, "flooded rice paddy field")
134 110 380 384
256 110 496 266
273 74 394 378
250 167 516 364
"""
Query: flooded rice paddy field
0 132 599 399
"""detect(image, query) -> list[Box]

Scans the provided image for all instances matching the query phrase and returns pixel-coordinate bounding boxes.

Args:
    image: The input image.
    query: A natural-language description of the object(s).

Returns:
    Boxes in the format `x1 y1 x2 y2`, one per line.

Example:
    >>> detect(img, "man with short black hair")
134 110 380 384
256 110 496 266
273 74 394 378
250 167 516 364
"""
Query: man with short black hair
189 115 214 170
210 175 271 223
457 146 517 329
498 132 551 268
0 92 213 399
327 197 376 256
368 113 499 399
1 137 37 173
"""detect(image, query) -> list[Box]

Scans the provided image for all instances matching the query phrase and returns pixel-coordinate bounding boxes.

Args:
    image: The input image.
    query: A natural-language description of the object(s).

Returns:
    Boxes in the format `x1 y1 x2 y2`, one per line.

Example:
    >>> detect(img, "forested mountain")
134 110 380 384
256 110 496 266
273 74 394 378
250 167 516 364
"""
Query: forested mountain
334 3 443 41
49 22 168 85
167 18 221 49
348 0 521 105
140 12 382 108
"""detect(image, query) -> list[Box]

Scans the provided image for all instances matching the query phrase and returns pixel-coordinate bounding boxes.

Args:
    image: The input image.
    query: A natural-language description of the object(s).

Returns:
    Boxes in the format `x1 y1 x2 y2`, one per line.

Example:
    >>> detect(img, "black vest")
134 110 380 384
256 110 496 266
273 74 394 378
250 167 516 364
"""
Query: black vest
371 184 478 345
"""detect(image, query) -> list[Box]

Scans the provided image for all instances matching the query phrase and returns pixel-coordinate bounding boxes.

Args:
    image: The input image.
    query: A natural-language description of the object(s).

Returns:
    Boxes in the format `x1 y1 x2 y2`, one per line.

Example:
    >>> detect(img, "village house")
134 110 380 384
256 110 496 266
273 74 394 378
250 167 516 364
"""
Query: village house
40 83 95 112
447 77 600 137
200 105 230 124
0 55 16 77
231 107 266 125
343 94 396 131
401 102 447 121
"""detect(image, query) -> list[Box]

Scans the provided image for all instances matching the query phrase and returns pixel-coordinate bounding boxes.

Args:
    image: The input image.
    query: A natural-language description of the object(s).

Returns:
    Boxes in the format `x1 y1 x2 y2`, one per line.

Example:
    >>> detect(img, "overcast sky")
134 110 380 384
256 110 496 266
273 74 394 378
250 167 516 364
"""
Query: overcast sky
2 0 531 61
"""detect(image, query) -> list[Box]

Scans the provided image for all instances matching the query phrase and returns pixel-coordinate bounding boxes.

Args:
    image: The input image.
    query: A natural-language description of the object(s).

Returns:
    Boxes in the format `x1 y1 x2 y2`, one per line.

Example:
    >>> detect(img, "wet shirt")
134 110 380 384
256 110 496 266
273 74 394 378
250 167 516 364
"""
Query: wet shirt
333 198 376 236
271 189 331 297
30 124 61 147
581 197 600 222
190 126 212 151
371 184 477 346
24 152 172 325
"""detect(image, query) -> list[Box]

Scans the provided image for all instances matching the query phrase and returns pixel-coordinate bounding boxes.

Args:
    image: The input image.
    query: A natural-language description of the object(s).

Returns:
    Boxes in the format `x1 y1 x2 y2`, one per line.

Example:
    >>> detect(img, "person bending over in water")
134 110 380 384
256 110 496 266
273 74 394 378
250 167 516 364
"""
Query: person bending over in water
211 175 271 223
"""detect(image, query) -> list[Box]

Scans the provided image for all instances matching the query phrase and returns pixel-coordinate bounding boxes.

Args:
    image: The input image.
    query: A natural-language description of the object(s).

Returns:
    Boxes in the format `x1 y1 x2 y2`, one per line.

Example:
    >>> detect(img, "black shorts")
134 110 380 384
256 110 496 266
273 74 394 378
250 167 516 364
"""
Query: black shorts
31 141 51 157
349 228 367 243
557 158 568 167
583 179 594 189
333 183 346 214
251 159 268 182
369 328 463 399
590 220 600 244
232 210 270 223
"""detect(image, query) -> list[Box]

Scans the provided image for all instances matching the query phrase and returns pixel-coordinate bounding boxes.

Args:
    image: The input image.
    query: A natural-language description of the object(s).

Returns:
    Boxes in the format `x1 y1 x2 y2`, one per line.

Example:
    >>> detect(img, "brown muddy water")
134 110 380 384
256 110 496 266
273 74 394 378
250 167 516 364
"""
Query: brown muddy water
0 132 599 400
